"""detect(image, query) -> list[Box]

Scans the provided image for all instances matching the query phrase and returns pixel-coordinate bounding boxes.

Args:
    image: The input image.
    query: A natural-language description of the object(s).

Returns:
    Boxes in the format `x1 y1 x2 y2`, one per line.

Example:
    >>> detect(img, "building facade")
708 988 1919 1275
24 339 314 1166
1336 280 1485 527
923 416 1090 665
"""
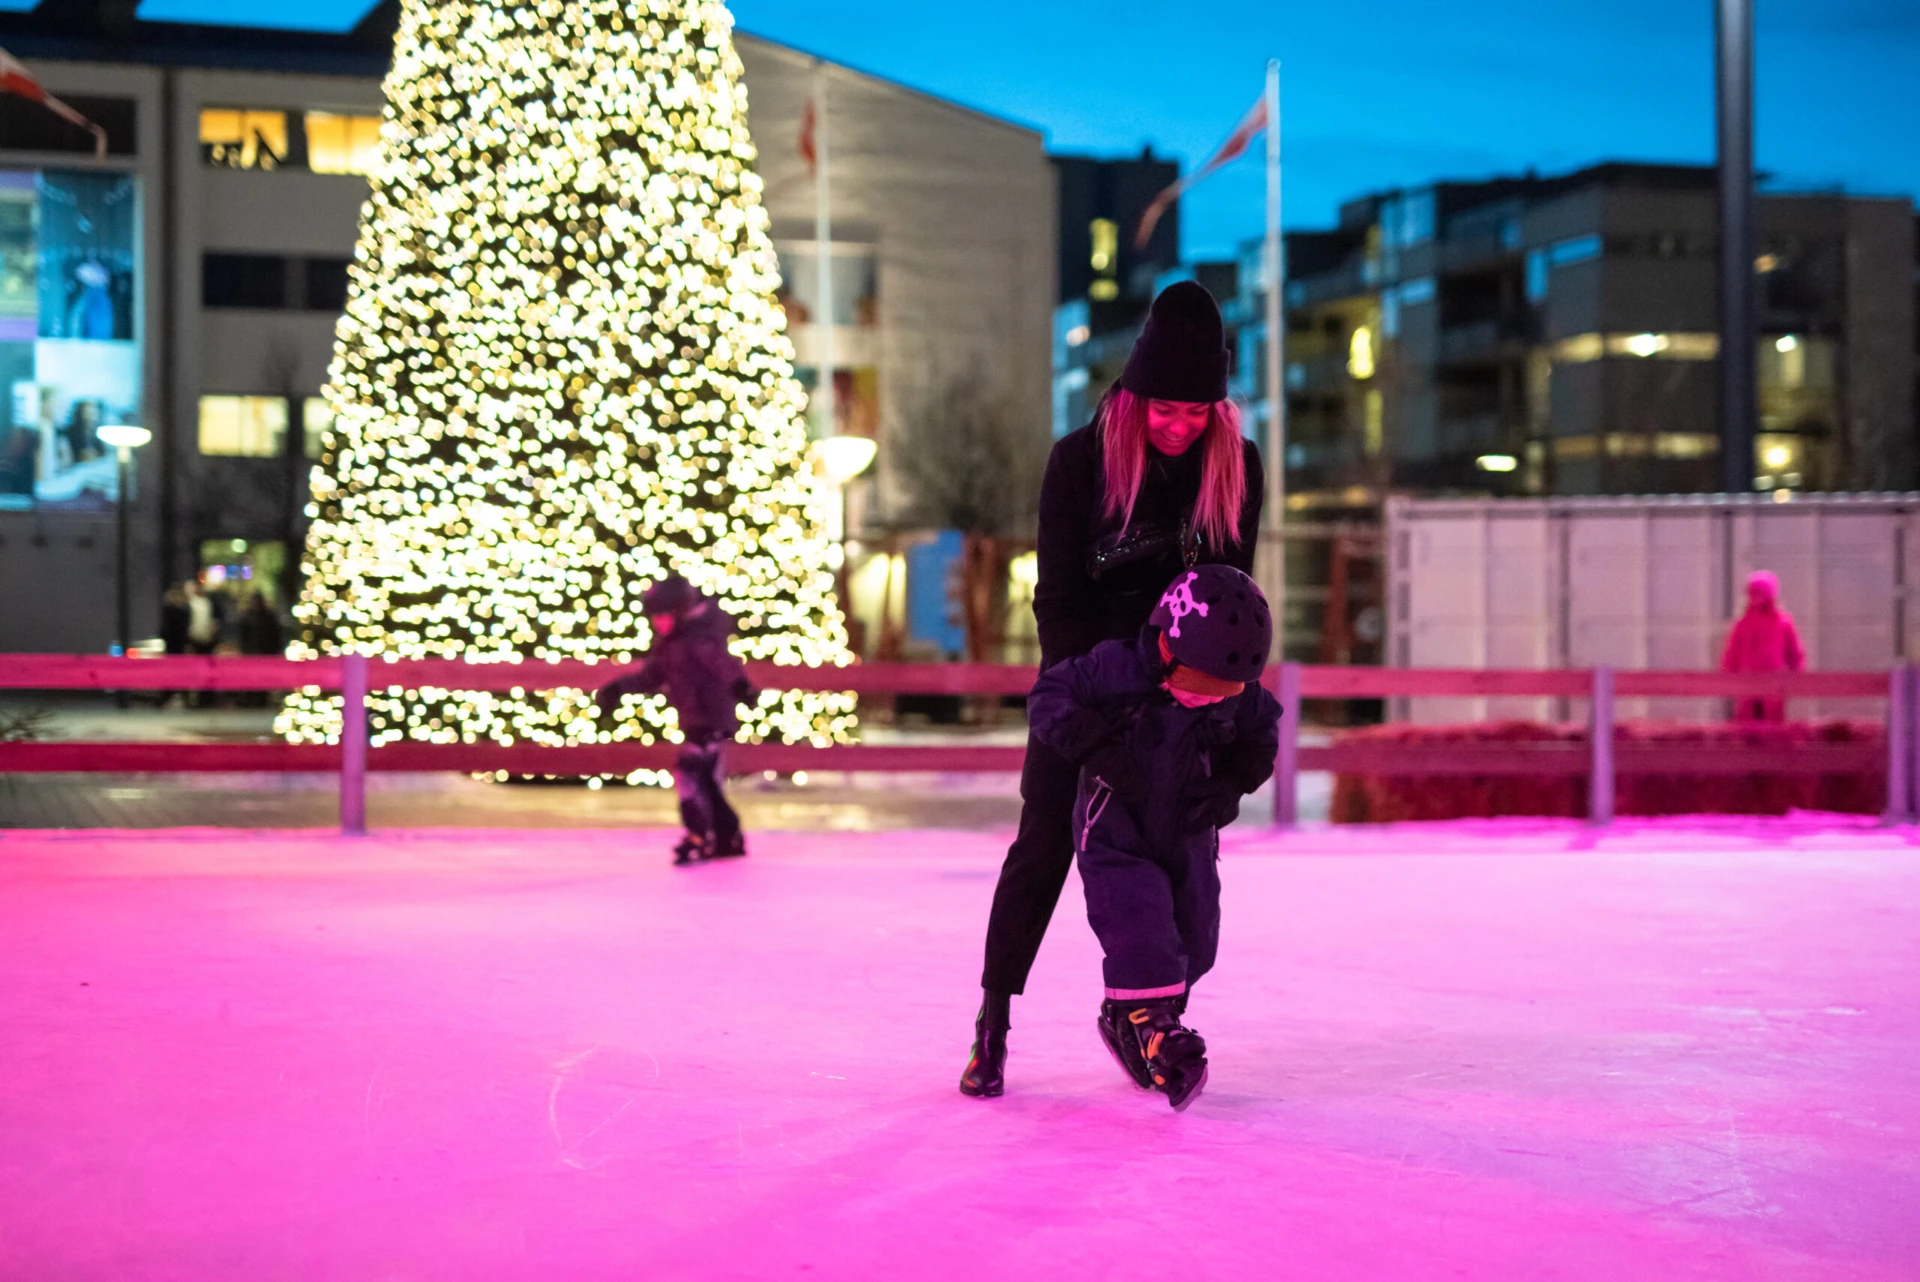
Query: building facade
1271 163 1917 509
1049 148 1181 438
0 2 1056 654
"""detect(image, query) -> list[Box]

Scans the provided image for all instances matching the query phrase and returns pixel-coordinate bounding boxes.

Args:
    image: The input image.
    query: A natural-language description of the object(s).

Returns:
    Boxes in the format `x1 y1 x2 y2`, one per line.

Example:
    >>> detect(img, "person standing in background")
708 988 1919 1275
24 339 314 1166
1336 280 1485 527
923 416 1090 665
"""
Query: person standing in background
1720 570 1806 722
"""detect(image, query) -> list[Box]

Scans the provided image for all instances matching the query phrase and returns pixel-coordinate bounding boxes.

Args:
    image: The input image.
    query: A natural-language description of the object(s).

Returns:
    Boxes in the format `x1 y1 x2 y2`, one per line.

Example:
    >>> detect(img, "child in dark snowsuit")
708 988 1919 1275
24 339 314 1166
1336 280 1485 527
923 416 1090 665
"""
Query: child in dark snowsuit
1027 564 1281 1111
596 574 758 864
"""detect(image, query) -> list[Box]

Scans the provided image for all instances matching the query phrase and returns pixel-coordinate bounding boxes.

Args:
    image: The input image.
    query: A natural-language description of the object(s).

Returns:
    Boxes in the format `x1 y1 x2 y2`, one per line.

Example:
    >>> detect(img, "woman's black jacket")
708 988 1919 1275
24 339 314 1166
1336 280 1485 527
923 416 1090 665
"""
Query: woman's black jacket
1031 423 1264 670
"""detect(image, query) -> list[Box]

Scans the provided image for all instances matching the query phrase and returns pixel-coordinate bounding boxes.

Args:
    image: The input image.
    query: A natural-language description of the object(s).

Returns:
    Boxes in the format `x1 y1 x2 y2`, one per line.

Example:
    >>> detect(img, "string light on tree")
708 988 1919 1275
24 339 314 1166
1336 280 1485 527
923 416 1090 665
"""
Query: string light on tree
278 0 855 756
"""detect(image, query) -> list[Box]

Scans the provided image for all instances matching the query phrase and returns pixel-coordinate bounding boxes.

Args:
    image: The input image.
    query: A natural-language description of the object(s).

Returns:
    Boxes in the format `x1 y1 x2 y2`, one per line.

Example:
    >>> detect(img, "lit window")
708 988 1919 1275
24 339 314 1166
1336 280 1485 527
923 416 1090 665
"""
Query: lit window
199 395 288 457
1089 279 1119 301
1362 389 1383 457
1089 218 1118 274
306 112 383 176
1347 325 1375 379
1654 433 1718 459
200 108 289 170
1476 453 1518 473
1396 277 1435 306
1552 334 1604 364
301 398 333 458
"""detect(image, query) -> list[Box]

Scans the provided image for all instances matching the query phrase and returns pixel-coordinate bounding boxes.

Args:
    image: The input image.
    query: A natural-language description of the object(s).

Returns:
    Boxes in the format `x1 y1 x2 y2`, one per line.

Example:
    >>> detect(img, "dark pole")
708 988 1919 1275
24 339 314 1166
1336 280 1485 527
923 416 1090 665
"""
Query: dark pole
115 446 131 654
1716 0 1756 494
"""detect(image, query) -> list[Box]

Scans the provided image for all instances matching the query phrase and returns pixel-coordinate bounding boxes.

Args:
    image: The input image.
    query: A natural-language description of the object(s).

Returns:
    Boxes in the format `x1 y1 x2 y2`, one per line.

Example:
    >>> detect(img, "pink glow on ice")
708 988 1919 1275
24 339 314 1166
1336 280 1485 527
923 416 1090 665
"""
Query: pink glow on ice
1 815 1916 1277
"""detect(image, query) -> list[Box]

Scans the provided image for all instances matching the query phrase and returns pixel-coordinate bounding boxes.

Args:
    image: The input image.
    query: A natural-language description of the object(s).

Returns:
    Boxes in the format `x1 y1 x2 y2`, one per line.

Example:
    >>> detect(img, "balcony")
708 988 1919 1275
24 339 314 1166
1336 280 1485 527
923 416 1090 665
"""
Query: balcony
1437 315 1538 366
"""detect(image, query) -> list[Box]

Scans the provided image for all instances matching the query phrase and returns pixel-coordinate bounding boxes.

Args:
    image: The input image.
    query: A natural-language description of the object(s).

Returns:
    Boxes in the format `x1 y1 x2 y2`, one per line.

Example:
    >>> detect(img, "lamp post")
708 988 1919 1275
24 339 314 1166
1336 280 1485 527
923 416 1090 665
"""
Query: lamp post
813 434 877 649
97 422 152 660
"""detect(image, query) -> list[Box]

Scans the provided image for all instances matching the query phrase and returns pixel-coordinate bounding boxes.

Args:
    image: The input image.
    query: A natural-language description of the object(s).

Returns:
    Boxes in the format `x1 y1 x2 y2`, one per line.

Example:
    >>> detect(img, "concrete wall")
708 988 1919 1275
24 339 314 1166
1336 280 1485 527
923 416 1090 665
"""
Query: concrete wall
736 36 1056 522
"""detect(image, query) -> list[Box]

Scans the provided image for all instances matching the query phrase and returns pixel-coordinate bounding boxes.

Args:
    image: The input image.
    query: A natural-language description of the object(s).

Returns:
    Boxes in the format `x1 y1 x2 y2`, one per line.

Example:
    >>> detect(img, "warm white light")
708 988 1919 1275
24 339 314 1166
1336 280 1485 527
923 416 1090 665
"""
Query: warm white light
97 423 152 449
1475 454 1519 473
277 0 858 758
1775 334 1799 353
1347 325 1375 379
1762 444 1792 470
1065 325 1090 346
815 434 877 483
1623 333 1666 358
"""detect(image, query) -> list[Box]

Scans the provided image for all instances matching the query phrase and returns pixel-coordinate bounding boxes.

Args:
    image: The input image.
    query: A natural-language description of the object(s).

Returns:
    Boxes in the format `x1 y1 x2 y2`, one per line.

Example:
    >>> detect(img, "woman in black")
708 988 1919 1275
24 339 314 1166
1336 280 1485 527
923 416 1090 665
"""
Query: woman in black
961 281 1265 1096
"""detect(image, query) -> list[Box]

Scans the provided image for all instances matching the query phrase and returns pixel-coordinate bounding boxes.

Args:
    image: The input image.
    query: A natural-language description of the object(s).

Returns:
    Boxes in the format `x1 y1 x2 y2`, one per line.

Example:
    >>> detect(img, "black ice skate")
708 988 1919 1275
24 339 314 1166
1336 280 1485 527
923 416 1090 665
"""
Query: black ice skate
708 831 748 859
1097 999 1154 1090
672 831 712 865
1111 999 1208 1111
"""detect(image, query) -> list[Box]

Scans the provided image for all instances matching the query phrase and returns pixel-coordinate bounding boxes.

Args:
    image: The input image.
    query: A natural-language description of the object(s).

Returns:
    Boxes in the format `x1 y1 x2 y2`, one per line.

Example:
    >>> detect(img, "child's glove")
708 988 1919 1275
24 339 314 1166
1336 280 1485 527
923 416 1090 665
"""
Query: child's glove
1082 742 1146 799
1182 776 1242 833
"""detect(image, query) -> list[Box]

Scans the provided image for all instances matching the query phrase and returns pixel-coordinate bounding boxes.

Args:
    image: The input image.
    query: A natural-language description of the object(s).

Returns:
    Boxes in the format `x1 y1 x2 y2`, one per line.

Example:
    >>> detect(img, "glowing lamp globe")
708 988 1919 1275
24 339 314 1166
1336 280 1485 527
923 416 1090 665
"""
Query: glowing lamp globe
97 423 151 450
816 435 877 484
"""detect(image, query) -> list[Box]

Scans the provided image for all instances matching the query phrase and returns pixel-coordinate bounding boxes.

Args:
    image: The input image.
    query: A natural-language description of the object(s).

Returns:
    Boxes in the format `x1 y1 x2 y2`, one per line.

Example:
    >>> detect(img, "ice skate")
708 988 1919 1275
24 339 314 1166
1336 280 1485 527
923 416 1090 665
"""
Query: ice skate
708 830 748 859
671 831 712 865
1114 999 1208 1111
1097 1000 1154 1089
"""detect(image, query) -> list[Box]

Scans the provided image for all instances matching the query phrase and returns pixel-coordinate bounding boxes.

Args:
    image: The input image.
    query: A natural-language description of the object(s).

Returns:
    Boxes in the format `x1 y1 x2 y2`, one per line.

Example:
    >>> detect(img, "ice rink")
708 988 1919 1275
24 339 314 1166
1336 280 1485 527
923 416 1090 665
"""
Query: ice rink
3 816 1917 1279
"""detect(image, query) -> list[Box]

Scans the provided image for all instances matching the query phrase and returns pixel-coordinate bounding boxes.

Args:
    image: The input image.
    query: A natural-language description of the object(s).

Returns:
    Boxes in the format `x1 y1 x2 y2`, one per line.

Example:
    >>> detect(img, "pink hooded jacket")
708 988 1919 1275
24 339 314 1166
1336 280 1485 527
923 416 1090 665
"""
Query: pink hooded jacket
1720 571 1805 721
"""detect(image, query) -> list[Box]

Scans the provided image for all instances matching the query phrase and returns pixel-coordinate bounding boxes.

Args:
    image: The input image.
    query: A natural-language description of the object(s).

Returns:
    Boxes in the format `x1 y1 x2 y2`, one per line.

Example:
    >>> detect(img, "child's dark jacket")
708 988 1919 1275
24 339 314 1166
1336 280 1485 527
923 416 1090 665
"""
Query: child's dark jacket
598 601 755 741
1027 631 1282 849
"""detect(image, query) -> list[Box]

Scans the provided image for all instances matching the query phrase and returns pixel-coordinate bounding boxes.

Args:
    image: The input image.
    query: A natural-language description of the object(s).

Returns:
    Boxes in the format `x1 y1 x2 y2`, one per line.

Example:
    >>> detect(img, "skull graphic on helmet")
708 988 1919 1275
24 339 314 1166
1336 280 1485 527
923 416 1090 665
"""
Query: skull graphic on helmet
1155 572 1209 639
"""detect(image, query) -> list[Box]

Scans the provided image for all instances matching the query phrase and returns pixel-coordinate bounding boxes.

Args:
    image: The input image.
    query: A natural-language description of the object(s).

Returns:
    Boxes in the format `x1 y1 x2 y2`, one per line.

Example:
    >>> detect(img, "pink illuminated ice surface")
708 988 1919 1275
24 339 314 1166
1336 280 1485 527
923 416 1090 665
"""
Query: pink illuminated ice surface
2 815 1917 1278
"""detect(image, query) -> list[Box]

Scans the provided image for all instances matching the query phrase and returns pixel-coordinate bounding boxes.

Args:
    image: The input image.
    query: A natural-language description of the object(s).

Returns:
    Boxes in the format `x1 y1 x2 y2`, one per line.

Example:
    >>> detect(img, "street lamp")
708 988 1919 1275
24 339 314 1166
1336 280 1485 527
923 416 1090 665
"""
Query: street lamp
97 422 151 658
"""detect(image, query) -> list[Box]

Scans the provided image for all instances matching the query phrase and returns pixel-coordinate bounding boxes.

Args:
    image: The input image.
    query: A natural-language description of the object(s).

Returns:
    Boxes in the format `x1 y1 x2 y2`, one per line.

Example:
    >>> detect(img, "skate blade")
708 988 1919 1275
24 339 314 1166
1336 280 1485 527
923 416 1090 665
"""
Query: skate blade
1167 1062 1209 1113
1096 1018 1151 1090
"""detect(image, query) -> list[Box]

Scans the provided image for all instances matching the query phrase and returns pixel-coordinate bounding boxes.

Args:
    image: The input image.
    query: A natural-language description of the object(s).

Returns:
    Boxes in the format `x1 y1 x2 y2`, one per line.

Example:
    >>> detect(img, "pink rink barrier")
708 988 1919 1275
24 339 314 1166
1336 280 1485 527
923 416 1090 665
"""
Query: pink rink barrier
2 815 1916 1279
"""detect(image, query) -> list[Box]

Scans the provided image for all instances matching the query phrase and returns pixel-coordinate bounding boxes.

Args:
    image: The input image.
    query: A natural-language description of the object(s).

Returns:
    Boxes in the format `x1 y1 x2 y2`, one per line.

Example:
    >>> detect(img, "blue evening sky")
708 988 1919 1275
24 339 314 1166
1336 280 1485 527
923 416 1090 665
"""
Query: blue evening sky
22 0 1917 257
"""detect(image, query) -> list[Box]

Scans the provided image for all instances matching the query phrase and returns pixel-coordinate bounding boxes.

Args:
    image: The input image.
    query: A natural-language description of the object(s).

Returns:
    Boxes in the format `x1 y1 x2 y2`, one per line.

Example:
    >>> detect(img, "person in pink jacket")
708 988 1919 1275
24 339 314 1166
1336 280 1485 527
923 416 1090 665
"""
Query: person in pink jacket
1719 570 1806 722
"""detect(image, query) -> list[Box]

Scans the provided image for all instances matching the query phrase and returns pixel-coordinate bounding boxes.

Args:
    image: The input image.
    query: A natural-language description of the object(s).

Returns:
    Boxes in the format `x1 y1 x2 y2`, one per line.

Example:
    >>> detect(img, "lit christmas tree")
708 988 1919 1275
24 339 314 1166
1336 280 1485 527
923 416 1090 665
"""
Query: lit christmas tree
278 0 854 754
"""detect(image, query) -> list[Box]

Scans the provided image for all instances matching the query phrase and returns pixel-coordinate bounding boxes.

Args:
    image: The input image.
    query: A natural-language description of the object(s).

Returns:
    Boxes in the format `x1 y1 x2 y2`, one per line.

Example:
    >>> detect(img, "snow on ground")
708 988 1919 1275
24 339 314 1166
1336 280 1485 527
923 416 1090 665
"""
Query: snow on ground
2 816 1917 1279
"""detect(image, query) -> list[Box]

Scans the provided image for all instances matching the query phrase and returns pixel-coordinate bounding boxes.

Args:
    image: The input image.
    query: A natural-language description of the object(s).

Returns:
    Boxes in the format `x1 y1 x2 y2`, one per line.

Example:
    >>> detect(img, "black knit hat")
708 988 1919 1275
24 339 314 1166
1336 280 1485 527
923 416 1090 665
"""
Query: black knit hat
1119 280 1231 403
1148 565 1272 686
642 573 698 616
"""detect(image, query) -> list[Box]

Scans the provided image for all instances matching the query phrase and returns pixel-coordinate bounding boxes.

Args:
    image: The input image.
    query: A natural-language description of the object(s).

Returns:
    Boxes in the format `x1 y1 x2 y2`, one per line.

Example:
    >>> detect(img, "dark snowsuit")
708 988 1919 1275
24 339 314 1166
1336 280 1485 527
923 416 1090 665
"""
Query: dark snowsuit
982 424 1263 994
599 602 757 844
1028 631 1281 995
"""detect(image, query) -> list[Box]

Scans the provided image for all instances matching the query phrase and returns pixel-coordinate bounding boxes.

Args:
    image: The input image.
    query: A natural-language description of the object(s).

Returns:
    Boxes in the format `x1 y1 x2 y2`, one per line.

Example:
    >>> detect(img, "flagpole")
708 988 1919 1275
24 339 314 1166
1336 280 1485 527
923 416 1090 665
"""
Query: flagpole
1262 58 1285 655
812 60 836 440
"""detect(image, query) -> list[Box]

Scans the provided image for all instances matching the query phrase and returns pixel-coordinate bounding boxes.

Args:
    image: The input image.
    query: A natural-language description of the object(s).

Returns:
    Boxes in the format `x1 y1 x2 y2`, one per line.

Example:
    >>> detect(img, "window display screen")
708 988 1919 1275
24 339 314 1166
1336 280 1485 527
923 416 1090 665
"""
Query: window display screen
0 168 142 512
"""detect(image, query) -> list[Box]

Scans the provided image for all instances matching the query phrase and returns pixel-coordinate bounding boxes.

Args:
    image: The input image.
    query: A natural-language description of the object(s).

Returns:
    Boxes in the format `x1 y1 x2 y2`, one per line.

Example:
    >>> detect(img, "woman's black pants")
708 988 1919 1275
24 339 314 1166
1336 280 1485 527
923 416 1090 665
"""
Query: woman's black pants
979 732 1080 994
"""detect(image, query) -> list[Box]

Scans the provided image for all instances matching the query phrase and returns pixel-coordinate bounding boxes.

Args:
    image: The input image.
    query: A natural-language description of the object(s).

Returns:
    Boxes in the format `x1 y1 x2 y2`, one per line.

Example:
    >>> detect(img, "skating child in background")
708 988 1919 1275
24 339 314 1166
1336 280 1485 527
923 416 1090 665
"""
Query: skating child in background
1025 565 1281 1110
597 573 759 864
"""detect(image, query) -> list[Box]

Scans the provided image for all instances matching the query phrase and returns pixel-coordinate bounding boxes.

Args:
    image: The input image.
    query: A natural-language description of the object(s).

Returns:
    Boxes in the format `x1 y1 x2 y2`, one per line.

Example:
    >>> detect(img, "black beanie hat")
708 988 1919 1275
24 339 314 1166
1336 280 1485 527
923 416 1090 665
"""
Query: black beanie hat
1119 280 1231 403
642 573 698 616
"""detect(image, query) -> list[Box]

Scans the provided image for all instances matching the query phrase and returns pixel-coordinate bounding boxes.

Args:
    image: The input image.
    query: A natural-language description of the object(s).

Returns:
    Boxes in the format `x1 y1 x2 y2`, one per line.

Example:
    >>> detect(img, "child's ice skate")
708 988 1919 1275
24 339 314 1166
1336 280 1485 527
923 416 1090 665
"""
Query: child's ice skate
1107 998 1208 1111
671 831 712 865
1097 999 1154 1089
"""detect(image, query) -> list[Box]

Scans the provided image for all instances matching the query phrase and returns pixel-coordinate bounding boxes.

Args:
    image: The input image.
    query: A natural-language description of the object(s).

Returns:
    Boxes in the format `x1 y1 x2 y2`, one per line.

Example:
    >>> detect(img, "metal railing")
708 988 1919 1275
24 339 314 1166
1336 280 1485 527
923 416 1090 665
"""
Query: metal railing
2 655 1912 834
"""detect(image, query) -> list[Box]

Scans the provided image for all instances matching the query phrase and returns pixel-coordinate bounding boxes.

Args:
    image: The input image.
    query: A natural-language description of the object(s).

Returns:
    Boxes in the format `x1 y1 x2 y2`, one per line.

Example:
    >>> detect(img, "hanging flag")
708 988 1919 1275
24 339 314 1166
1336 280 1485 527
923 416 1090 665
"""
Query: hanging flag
798 95 817 175
0 45 107 159
1134 95 1267 249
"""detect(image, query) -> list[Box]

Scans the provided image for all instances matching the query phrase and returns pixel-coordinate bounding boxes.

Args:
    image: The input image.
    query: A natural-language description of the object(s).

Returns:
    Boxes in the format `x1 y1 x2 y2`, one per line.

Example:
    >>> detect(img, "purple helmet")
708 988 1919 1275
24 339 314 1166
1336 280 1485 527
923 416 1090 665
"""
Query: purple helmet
1148 565 1272 686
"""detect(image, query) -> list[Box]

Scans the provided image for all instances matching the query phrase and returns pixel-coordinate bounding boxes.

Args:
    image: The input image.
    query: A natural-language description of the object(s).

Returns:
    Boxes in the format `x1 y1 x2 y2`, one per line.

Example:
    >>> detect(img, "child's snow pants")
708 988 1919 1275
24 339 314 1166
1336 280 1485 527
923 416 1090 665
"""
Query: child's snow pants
1072 776 1220 996
675 739 740 844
